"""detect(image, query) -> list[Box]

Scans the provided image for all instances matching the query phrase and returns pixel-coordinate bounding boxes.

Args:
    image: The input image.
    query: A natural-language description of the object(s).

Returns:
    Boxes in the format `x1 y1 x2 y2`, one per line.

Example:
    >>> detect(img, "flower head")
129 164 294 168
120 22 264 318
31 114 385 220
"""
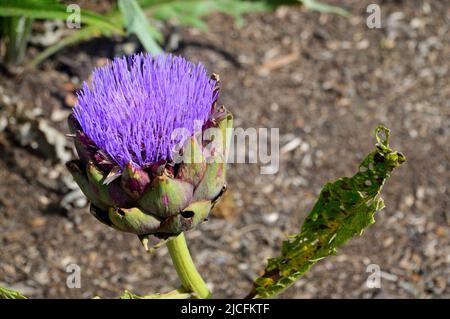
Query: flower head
74 53 217 169
67 53 232 238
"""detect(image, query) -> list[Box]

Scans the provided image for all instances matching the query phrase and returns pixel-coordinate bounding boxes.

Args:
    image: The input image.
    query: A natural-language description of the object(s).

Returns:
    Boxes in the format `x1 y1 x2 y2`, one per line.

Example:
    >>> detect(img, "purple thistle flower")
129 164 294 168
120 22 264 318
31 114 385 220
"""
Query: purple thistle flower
67 54 232 237
74 53 217 169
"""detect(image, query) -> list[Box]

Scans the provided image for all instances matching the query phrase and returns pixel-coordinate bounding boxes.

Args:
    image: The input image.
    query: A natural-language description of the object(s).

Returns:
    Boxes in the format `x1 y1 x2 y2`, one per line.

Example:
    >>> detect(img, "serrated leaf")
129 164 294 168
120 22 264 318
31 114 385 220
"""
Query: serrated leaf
0 286 27 299
248 125 405 298
0 0 121 32
119 0 163 55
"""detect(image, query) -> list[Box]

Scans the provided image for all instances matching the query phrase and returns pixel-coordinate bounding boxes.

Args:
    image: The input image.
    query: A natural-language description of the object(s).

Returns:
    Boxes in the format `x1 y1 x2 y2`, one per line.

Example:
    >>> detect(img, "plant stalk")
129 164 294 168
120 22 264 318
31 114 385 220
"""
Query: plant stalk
1 16 33 67
166 233 211 299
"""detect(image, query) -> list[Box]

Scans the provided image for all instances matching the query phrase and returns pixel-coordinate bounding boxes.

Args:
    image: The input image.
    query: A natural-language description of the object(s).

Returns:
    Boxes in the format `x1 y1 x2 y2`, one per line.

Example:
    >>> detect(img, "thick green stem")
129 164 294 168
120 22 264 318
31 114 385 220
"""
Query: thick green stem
166 233 211 299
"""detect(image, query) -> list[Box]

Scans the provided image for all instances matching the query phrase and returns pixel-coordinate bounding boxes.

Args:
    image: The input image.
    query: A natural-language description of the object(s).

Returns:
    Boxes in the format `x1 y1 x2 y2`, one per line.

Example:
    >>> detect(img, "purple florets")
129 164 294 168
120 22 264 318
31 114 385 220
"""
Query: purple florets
74 53 217 169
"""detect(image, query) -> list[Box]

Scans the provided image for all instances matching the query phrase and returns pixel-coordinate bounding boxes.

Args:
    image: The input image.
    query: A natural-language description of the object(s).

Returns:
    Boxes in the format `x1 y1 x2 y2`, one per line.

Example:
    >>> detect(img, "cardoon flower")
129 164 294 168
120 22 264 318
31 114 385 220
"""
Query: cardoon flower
66 53 233 239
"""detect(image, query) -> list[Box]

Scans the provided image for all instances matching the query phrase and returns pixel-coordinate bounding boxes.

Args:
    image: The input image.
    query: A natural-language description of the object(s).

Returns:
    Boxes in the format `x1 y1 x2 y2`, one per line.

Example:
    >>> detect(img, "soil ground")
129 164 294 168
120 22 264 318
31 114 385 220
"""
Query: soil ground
0 0 449 298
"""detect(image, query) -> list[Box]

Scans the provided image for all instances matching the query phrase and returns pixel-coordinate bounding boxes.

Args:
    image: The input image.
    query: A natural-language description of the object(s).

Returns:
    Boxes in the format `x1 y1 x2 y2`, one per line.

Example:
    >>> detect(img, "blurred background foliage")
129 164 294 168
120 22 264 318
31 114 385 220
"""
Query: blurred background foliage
0 0 347 70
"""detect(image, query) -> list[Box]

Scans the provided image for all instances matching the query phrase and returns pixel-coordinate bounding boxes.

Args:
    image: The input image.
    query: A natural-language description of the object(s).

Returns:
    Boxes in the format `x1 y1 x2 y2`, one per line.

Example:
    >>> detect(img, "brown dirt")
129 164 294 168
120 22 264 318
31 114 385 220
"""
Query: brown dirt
0 0 449 298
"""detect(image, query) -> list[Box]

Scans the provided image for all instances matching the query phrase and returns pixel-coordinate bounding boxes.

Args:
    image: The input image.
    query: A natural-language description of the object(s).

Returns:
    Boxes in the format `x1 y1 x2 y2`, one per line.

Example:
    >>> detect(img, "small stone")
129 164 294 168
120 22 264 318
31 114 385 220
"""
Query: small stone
263 212 279 225
403 195 415 207
34 270 50 285
30 217 46 228
383 237 394 247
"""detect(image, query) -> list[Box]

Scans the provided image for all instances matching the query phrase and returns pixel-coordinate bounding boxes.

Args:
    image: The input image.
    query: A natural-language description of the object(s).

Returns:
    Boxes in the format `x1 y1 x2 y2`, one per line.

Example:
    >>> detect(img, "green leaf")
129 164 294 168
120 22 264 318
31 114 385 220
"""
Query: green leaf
119 0 163 55
120 289 192 299
143 0 272 30
248 125 405 298
0 286 27 299
300 0 350 17
0 0 121 32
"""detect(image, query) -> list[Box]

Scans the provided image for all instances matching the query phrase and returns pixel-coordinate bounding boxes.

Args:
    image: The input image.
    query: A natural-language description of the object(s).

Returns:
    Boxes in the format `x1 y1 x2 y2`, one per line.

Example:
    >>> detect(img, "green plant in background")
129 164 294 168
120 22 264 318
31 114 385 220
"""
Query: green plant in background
0 0 122 68
0 0 348 70
0 16 33 66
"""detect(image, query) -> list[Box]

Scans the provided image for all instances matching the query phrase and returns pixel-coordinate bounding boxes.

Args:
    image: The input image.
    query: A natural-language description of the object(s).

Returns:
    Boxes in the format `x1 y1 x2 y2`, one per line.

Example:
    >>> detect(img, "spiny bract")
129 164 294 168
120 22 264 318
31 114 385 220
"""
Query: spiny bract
66 53 233 240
